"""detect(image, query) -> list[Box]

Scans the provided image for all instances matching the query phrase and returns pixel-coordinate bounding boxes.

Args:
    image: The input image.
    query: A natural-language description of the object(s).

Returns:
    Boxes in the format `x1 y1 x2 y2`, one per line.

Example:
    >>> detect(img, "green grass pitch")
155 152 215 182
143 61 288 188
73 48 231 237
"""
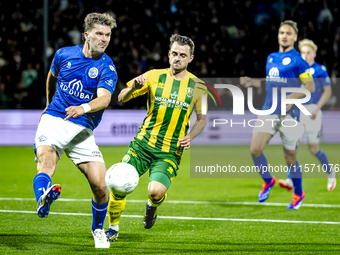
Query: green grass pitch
0 144 340 254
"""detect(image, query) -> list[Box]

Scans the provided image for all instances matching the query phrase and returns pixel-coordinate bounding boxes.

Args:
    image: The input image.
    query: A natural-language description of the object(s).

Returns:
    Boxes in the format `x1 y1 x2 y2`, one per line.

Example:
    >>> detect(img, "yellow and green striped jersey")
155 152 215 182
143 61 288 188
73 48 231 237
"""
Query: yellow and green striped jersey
127 68 207 154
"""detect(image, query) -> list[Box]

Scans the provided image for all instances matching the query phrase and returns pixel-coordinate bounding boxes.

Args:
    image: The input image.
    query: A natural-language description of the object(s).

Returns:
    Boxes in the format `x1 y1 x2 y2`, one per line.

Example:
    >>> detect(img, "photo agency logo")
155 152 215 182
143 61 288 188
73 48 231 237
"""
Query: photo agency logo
199 81 312 128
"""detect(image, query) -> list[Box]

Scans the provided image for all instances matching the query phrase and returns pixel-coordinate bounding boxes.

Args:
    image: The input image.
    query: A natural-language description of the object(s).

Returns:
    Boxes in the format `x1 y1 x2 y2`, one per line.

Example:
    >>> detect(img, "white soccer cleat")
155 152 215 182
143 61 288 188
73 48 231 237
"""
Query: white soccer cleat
92 229 110 248
327 170 337 191
278 178 293 191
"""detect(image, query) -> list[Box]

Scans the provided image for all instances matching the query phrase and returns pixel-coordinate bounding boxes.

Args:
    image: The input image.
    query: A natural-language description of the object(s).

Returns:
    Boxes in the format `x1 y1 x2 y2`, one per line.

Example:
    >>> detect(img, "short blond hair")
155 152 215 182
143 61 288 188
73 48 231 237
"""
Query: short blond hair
298 39 318 52
83 12 117 32
280 20 298 34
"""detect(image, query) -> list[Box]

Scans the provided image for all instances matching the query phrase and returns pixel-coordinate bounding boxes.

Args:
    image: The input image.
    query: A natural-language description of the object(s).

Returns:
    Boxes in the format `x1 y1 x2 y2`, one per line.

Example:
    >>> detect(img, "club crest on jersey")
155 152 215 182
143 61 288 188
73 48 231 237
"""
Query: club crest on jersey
282 57 291 65
88 67 98 78
38 135 47 142
187 87 194 97
122 155 130 163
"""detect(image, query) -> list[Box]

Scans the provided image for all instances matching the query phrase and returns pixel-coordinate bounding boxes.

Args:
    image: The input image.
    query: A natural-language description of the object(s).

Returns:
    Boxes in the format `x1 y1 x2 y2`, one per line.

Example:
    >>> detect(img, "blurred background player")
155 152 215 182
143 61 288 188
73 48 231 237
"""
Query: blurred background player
278 39 336 192
105 34 207 241
240 20 315 209
32 13 117 248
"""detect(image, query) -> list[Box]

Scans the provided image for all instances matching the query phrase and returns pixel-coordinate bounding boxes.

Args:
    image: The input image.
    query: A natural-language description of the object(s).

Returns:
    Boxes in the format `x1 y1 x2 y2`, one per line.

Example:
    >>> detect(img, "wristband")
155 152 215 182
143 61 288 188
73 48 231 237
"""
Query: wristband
81 103 91 113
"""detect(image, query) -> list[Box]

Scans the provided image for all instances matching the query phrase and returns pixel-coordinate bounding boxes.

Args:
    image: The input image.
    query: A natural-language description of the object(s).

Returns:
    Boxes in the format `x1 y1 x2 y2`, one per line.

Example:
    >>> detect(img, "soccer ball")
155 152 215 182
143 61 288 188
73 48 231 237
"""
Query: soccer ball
105 162 139 196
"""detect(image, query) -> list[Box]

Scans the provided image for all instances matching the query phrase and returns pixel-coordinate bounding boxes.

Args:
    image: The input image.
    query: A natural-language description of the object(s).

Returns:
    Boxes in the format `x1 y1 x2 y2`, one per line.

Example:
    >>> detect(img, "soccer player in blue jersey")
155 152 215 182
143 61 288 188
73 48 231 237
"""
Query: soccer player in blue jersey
240 20 315 209
278 39 336 192
32 13 117 248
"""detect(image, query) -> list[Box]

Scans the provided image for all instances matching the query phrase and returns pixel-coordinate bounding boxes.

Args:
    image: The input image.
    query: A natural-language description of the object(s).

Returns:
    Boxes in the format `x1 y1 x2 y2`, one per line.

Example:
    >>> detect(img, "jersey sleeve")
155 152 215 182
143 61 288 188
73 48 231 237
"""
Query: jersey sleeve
192 79 208 115
297 57 313 84
97 63 118 94
319 66 331 88
126 70 152 97
50 49 63 77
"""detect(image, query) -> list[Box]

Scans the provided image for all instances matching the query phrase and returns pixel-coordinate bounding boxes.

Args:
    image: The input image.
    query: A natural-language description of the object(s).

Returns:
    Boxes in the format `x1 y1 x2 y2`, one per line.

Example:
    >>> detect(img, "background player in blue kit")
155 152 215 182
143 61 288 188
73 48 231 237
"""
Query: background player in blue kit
279 39 336 192
32 13 117 248
240 20 315 209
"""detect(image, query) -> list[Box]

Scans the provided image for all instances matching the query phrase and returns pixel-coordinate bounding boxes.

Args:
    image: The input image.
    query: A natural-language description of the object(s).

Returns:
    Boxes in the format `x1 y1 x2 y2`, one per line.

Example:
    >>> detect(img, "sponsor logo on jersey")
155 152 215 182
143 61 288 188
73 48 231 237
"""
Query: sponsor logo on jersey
60 79 94 100
88 67 98 78
156 96 189 110
269 58 273 63
92 151 103 158
169 91 179 100
309 67 315 76
109 65 116 72
266 67 287 83
282 57 291 65
105 79 114 86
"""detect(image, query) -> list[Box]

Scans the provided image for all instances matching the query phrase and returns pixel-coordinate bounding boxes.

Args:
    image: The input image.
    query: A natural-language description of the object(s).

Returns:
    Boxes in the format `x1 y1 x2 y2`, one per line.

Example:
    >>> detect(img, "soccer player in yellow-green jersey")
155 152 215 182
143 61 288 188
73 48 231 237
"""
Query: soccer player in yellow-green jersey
105 34 207 240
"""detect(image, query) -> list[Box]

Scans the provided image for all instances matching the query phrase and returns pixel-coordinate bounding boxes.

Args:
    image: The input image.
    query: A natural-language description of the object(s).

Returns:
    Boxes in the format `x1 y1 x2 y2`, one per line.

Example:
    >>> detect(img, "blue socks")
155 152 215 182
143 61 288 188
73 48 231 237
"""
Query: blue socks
92 199 109 231
288 161 302 195
314 149 332 174
252 153 272 184
33 173 52 203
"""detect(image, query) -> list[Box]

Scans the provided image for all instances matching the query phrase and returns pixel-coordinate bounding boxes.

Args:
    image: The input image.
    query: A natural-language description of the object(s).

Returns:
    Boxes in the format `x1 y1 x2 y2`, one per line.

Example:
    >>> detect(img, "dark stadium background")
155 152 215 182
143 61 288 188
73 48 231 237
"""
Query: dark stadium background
0 0 339 111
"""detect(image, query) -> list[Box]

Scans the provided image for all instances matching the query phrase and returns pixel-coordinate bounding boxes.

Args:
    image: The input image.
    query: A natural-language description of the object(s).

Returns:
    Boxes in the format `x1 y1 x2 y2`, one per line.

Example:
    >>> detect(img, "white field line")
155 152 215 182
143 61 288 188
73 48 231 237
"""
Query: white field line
1 197 340 208
0 209 339 225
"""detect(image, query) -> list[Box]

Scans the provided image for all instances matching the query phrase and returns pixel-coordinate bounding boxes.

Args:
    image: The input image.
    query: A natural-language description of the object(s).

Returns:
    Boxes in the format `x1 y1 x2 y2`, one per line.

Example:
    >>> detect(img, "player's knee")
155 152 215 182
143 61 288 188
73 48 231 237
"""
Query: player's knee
309 146 319 155
250 146 263 158
93 184 109 200
148 186 166 201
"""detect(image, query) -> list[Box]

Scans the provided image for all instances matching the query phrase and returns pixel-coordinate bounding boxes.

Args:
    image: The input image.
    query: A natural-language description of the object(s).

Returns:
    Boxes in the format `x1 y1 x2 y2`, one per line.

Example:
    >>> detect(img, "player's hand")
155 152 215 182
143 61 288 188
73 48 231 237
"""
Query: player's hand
179 134 191 150
310 109 318 119
132 75 147 90
240 76 252 88
64 106 85 120
286 104 293 112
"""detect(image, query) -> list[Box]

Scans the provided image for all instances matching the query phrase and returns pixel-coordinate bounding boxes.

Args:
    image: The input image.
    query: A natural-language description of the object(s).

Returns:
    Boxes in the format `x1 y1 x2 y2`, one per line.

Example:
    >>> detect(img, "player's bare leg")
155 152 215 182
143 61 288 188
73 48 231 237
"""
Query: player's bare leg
34 145 61 218
79 161 110 248
143 181 168 229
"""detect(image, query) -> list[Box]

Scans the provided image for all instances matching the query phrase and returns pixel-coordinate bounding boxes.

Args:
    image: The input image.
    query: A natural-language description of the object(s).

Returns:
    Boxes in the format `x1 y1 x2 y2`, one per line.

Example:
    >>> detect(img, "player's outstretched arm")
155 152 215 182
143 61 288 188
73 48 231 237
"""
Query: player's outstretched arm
118 75 147 102
285 80 315 112
64 87 111 120
179 113 207 150
239 77 264 88
46 69 58 106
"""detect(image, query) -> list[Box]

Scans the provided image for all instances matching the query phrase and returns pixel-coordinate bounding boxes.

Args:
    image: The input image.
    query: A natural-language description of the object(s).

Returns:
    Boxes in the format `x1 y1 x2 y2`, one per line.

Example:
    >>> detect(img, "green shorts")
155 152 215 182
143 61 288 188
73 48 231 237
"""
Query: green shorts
121 140 181 189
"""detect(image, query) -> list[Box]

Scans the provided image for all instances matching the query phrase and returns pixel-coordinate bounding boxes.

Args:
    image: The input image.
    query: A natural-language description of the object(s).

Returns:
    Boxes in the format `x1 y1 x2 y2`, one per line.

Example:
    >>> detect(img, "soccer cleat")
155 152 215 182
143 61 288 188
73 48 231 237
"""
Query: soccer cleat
258 177 276 202
37 184 61 218
287 191 305 210
278 178 293 191
327 170 337 191
105 228 119 242
143 204 157 229
92 229 110 248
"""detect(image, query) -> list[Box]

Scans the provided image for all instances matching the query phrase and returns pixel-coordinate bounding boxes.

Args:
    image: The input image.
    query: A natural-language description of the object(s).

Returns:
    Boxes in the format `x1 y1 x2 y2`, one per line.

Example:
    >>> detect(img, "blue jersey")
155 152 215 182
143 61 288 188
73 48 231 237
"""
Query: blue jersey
303 62 331 105
45 45 117 130
263 48 310 117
